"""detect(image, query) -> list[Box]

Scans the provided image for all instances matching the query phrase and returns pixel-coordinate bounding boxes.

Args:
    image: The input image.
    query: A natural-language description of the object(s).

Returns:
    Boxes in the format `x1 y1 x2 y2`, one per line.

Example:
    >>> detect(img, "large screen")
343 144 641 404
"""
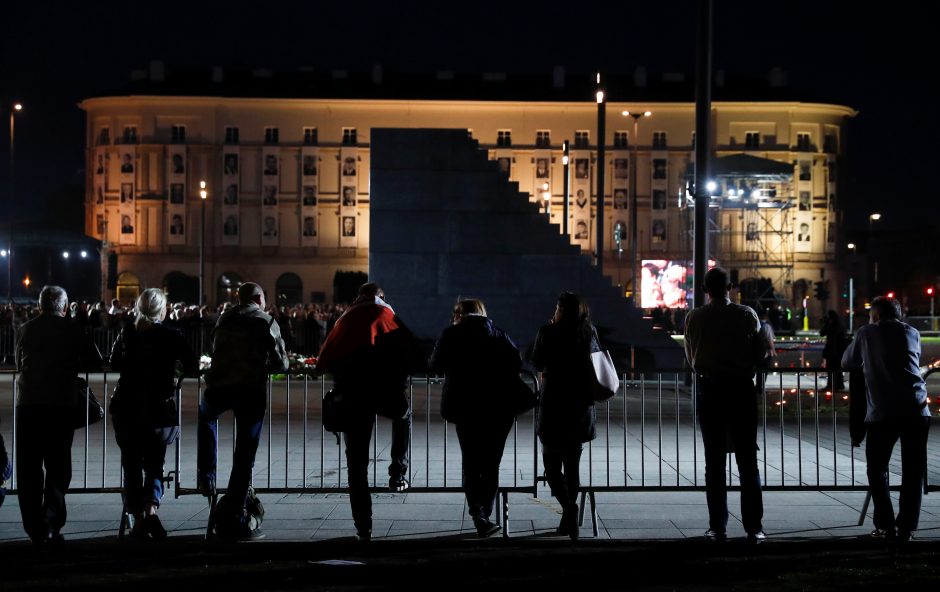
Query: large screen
641 260 689 309
641 259 718 309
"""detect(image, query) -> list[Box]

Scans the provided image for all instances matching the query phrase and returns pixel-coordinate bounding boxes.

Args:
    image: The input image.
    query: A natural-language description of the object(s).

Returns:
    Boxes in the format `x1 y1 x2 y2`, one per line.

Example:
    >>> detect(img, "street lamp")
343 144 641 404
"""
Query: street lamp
622 110 652 306
869 212 882 285
868 212 881 232
199 180 207 307
595 75 606 274
8 102 23 304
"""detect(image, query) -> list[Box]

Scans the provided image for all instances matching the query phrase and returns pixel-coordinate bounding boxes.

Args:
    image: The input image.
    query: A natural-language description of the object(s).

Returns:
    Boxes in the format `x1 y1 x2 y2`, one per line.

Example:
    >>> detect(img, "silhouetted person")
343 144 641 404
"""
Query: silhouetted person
15 285 101 547
316 283 423 542
842 296 931 543
110 288 198 540
531 292 599 541
430 298 521 537
820 310 847 390
197 282 288 540
684 268 768 544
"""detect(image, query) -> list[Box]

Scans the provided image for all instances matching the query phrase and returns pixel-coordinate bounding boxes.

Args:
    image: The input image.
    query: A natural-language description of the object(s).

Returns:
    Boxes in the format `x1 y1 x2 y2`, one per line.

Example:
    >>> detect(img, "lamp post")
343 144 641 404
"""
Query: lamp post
199 181 207 307
562 140 570 236
869 212 882 286
595 76 606 274
622 110 651 306
847 242 856 331
8 103 22 304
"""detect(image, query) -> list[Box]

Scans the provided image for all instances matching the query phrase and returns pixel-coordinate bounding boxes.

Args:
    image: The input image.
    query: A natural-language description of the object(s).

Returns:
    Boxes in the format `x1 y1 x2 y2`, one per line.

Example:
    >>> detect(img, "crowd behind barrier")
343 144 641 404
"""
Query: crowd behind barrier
2 367 935 539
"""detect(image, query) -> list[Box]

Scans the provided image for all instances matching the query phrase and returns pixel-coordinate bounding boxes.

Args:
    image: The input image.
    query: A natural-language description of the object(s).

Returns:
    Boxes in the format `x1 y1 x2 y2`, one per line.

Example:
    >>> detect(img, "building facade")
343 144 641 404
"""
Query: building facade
80 92 855 320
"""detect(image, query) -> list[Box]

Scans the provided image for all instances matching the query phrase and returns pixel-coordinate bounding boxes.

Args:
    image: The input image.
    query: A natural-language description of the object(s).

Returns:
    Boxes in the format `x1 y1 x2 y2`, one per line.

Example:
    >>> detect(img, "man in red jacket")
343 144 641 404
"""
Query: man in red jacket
317 283 423 542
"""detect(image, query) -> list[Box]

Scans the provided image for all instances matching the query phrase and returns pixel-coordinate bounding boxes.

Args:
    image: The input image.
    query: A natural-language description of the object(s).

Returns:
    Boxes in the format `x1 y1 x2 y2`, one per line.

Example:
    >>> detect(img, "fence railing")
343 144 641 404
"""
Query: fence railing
1 367 936 538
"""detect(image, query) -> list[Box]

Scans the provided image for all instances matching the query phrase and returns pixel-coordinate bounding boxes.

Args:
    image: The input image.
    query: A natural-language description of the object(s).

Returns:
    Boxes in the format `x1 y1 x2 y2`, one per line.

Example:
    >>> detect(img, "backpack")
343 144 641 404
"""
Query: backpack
213 486 264 537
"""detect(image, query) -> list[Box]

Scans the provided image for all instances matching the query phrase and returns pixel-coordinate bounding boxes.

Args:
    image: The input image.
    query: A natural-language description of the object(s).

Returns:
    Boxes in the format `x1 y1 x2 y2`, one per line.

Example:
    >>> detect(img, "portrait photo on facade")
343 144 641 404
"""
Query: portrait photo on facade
303 216 317 237
223 215 238 236
614 158 629 179
535 158 549 179
574 158 588 180
171 154 184 175
170 214 184 236
264 154 278 175
263 216 278 238
121 215 134 234
263 185 278 206
224 184 238 205
224 154 239 175
342 216 356 237
652 159 667 180
302 186 317 206
342 186 356 207
614 189 627 210
303 155 318 176
342 156 357 176
121 183 134 203
574 220 589 239
121 153 134 173
170 183 184 204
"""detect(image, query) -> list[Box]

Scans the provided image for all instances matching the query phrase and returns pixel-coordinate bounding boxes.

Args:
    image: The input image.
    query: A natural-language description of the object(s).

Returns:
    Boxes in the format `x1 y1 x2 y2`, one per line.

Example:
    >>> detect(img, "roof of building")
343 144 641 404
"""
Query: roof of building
84 65 850 107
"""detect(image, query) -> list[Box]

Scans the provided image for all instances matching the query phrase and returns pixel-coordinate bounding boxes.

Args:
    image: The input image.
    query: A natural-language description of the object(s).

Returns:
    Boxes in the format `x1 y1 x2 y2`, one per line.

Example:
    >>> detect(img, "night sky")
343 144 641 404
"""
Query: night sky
2 0 937 239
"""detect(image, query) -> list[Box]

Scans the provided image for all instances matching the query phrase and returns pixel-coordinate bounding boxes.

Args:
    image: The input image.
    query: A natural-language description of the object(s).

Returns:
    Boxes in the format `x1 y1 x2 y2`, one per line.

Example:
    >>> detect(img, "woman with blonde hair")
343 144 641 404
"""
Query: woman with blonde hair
110 288 198 539
430 298 522 537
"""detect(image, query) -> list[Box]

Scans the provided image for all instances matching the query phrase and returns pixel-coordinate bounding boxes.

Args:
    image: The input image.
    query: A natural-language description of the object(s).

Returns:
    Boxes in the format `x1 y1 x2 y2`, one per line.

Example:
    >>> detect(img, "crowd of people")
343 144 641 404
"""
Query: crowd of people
0 270 931 550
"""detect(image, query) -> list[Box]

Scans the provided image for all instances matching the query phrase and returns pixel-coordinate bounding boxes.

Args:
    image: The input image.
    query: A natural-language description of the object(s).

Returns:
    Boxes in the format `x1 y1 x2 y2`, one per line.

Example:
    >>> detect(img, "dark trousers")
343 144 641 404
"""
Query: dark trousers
343 409 411 534
824 356 845 390
697 375 764 535
542 442 584 508
114 417 175 514
15 406 75 541
865 415 930 533
197 386 266 511
455 418 514 519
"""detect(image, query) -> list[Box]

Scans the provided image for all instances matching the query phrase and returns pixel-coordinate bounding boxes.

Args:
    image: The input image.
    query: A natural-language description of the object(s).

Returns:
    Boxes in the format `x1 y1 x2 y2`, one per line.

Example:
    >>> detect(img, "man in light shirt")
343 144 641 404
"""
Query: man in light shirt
841 296 930 543
684 267 768 544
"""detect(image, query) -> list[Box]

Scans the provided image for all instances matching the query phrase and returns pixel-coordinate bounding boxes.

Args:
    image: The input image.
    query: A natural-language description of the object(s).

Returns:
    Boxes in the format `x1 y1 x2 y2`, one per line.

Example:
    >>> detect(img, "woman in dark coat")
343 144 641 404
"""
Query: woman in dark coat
531 292 598 540
820 310 847 391
110 288 198 539
430 298 522 537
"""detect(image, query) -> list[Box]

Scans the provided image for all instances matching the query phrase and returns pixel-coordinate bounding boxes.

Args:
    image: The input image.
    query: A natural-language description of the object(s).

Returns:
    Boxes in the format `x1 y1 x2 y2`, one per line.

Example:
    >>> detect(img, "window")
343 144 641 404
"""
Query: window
823 133 838 153
613 131 629 148
97 127 111 146
796 132 812 152
224 126 240 144
264 127 280 144
342 127 357 145
535 130 551 148
574 130 589 148
745 132 760 149
303 127 318 145
497 129 512 147
171 125 186 144
652 132 667 149
122 126 138 144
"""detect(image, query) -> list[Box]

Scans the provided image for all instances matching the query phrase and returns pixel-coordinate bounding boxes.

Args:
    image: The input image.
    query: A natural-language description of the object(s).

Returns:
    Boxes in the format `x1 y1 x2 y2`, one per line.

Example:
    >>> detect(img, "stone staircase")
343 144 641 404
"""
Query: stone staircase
369 128 682 369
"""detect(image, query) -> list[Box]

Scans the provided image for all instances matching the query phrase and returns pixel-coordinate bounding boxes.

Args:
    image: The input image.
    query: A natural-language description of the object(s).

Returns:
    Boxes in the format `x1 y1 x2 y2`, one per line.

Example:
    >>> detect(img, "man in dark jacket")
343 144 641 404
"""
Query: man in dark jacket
197 282 288 539
842 296 931 543
15 285 101 546
684 268 768 545
316 283 423 542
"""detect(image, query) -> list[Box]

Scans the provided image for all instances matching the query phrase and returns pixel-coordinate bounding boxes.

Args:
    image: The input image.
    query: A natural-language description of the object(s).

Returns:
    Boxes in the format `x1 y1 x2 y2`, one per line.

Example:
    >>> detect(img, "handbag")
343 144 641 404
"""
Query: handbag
508 374 539 416
322 388 348 434
74 377 105 429
589 350 619 402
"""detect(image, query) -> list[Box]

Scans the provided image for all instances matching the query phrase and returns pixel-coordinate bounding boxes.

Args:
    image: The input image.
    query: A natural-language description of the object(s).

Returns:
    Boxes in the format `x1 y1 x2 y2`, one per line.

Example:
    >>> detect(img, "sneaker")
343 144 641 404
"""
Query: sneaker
746 530 767 545
388 476 410 492
145 514 168 540
704 529 727 542
197 473 216 498
871 527 897 540
473 517 501 538
356 530 372 543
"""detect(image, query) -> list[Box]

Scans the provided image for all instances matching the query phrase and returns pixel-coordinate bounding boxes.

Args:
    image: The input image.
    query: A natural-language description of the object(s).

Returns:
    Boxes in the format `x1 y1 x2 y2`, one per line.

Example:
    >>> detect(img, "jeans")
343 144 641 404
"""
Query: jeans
866 415 930 533
696 374 763 535
455 418 513 520
343 408 411 534
542 442 585 508
114 416 175 514
197 385 266 512
16 406 74 541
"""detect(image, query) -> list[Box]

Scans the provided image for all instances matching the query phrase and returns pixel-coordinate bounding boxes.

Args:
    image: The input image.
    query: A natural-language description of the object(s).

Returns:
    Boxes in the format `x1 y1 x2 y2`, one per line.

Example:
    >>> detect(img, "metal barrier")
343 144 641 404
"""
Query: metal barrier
1 367 936 539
